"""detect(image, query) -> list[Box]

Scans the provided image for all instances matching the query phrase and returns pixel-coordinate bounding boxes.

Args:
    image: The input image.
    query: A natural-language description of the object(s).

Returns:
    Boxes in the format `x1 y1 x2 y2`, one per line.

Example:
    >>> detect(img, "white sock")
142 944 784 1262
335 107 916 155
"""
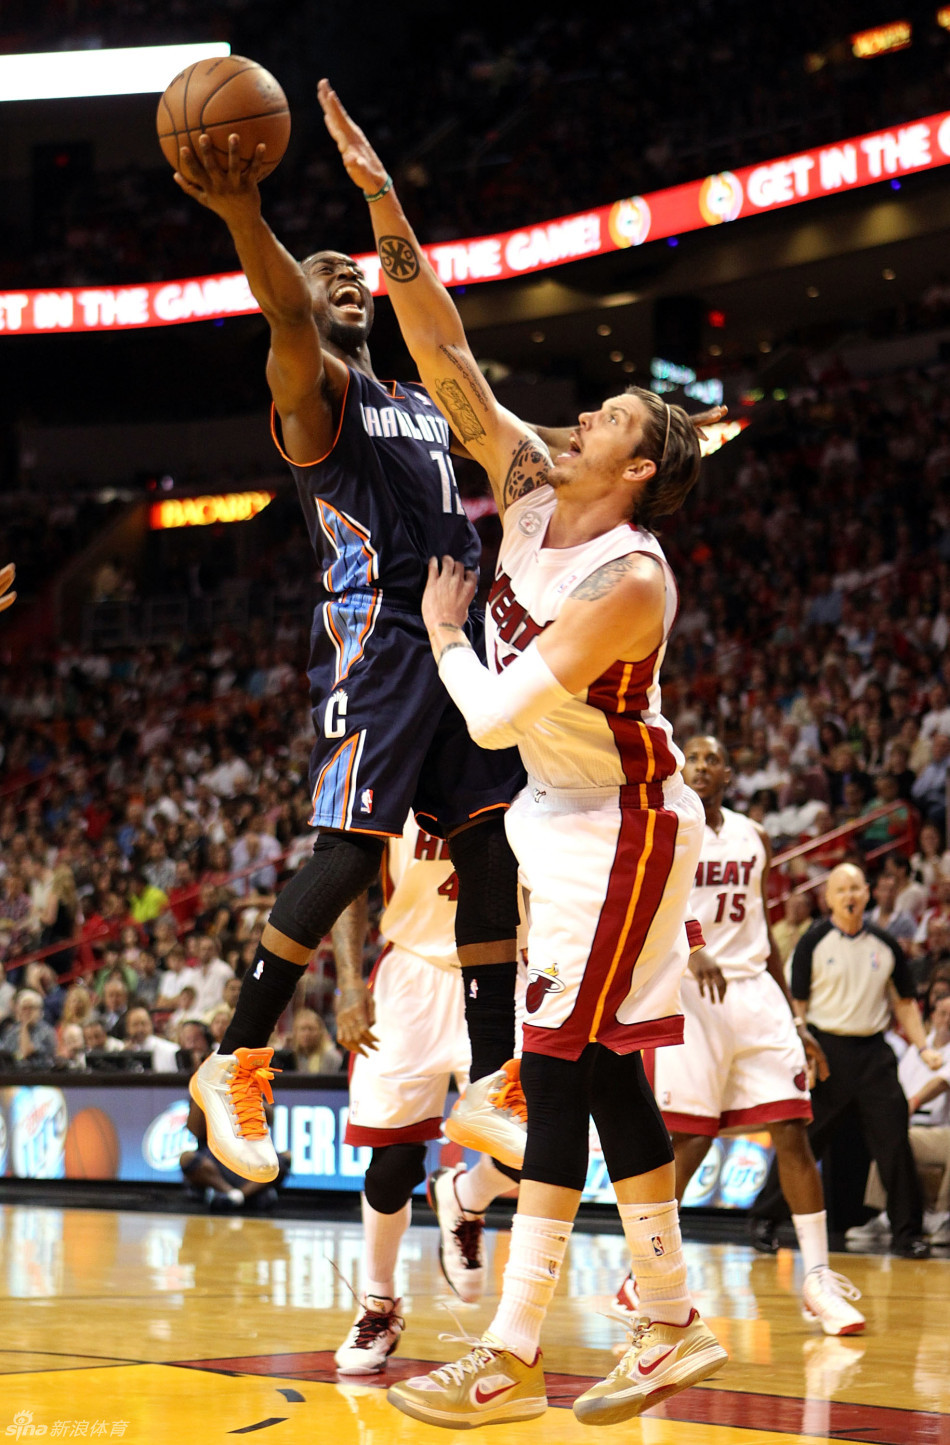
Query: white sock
362 1194 410 1301
792 1209 829 1276
619 1200 694 1326
488 1213 572 1361
455 1157 512 1214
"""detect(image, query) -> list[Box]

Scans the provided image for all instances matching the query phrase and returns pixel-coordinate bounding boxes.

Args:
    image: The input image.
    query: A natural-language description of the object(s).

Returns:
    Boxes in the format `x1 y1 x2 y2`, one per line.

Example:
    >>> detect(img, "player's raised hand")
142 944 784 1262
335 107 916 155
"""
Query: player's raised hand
0 562 15 613
174 133 267 215
318 79 390 197
335 980 379 1057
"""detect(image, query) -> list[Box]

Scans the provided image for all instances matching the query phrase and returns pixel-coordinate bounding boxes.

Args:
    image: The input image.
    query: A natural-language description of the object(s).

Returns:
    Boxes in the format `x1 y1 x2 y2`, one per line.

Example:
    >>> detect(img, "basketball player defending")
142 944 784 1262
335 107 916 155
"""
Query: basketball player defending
320 81 728 1428
334 816 515 1373
643 736 864 1336
172 117 531 1188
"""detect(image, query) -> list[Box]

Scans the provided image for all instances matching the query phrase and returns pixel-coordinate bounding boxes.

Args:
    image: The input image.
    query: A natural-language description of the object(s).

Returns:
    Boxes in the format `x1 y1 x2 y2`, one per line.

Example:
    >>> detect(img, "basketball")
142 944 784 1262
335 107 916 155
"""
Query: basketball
64 1107 121 1180
156 55 291 181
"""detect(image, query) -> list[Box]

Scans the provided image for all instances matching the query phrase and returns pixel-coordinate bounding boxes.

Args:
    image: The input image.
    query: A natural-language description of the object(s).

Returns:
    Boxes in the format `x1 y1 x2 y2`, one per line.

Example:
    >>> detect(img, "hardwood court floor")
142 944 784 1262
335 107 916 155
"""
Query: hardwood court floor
0 1203 948 1443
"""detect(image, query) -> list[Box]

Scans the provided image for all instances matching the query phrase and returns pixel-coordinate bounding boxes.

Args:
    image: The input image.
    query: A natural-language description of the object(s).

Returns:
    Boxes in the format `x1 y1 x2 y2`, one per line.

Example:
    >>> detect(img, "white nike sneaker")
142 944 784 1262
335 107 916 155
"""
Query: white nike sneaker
387 1331 546 1427
801 1267 865 1336
443 1059 527 1170
844 1213 890 1247
573 1310 727 1425
427 1165 486 1303
189 1047 280 1182
334 1294 404 1375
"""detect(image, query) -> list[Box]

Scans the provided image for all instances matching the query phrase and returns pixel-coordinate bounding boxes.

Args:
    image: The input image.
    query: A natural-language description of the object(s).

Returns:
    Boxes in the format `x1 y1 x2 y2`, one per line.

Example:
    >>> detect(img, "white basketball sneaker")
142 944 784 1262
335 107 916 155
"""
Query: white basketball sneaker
443 1059 527 1170
427 1164 486 1303
334 1294 404 1375
801 1267 865 1336
189 1047 280 1182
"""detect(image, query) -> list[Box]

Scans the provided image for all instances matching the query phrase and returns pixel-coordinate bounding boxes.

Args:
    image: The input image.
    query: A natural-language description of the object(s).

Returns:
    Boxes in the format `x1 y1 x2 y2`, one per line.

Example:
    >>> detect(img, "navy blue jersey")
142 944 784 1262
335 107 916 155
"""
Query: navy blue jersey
273 367 480 602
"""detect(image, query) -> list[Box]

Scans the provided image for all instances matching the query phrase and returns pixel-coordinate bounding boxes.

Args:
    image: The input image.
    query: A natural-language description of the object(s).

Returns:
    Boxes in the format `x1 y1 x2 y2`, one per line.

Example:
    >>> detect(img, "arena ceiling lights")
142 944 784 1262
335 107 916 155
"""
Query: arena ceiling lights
0 42 230 102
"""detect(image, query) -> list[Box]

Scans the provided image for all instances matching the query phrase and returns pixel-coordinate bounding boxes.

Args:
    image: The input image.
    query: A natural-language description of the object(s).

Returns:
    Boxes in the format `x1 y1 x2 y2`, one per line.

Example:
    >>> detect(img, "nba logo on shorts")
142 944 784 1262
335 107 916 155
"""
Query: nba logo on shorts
651 1234 665 1257
360 788 374 815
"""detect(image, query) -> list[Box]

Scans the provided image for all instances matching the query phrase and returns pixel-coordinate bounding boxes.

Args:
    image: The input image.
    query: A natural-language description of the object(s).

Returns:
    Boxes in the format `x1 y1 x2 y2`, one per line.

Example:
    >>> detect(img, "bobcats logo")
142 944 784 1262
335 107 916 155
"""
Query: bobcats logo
526 963 565 1014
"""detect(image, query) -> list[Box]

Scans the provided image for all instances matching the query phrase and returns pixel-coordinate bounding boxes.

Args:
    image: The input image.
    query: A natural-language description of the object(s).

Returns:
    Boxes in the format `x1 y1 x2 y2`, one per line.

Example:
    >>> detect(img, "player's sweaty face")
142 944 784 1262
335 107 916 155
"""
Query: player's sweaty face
682 736 729 799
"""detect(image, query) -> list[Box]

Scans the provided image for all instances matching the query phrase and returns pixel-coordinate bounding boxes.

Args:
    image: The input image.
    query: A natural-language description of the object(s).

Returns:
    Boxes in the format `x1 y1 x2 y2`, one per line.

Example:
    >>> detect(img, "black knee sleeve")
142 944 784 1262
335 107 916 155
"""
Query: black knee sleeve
449 816 520 948
363 1144 427 1215
520 1051 592 1191
590 1049 673 1182
269 831 384 950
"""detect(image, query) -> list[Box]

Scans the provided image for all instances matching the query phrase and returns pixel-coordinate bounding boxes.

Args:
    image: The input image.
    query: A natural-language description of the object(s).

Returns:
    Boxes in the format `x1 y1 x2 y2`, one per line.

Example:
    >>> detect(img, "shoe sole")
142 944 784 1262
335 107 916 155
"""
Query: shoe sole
573 1345 728 1425
425 1172 485 1305
801 1306 865 1337
188 1072 279 1183
442 1115 525 1170
387 1389 546 1428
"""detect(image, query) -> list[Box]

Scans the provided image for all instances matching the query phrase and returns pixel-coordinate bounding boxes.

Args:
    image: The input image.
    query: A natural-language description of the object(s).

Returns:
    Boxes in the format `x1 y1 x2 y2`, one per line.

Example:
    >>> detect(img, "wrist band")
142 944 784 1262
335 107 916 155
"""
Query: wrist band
363 174 393 203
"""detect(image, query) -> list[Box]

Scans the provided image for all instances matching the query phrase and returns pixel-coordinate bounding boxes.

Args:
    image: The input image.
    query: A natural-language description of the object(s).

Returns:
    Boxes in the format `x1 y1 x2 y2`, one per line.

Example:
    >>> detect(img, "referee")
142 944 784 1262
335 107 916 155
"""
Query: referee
750 862 943 1259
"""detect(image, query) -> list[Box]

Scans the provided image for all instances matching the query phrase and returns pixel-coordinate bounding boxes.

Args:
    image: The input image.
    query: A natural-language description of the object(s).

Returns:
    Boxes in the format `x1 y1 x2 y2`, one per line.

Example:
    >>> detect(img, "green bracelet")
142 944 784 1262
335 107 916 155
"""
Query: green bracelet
363 174 393 203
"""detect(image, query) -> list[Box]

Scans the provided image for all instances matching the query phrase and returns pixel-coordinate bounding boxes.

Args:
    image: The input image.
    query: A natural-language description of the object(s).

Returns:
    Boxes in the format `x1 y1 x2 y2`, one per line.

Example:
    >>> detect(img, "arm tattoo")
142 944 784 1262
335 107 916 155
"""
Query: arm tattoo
435 378 486 443
570 557 637 601
438 344 491 409
378 235 420 282
502 436 550 507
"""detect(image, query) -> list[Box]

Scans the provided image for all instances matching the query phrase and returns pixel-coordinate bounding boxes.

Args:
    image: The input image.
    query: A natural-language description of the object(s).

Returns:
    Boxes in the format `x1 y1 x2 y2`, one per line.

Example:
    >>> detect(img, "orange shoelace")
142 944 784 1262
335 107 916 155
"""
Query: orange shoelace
228 1048 280 1139
488 1059 528 1123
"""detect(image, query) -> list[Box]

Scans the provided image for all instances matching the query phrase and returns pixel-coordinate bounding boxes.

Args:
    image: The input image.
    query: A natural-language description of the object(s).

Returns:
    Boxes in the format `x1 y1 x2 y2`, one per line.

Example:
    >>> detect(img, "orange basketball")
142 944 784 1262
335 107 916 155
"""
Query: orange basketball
156 55 291 180
64 1107 120 1180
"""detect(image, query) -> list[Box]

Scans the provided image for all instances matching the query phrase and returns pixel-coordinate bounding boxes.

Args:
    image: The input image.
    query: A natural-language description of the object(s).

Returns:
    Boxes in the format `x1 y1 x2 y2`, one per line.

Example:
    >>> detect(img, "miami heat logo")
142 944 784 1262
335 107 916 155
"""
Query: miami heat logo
608 196 652 249
526 963 565 1014
699 171 743 225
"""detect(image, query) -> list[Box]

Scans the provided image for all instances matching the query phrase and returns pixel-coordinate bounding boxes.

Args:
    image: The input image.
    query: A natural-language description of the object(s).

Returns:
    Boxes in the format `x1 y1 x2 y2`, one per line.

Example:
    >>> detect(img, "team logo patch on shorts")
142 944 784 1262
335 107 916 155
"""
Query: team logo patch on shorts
360 788 374 814
526 963 565 1014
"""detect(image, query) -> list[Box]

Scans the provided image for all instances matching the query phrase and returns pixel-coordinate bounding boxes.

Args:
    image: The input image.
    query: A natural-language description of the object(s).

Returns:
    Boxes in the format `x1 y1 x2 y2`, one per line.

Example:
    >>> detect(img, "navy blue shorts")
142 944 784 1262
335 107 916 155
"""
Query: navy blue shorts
305 596 524 838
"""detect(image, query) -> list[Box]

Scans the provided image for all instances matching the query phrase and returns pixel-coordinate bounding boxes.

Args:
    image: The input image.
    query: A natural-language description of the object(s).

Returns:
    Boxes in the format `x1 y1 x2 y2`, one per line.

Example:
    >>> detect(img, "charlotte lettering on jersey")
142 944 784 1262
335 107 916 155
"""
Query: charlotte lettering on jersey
694 858 757 887
360 402 451 447
489 571 549 663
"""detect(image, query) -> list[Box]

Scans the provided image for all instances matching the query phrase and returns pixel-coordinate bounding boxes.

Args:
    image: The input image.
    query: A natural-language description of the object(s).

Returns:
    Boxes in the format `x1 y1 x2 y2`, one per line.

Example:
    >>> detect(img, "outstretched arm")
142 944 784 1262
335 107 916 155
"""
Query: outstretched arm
174 133 344 461
319 80 547 517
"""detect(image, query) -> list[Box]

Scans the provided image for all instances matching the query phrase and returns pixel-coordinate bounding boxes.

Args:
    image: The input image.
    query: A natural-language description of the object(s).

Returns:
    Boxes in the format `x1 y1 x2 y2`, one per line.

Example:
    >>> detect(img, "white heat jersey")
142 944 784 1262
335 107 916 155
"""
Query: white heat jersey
691 807 769 981
379 816 459 971
486 485 682 790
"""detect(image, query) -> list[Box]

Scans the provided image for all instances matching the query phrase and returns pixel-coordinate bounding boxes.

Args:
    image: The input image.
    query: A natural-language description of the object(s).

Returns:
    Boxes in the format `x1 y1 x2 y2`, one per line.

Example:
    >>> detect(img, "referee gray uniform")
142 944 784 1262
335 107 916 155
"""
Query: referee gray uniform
751 919 923 1249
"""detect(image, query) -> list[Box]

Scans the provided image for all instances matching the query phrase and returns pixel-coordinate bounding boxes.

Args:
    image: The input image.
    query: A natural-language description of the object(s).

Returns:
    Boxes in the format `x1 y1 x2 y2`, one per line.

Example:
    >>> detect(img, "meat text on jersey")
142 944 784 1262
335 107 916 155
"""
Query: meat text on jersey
695 858 757 887
489 571 549 664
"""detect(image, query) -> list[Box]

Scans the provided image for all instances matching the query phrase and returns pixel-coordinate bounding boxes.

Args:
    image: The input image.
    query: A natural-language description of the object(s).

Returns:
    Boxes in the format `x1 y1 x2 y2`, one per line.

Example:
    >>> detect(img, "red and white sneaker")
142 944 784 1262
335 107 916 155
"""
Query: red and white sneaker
334 1294 405 1374
189 1047 280 1183
606 1272 640 1322
427 1165 486 1303
801 1268 865 1336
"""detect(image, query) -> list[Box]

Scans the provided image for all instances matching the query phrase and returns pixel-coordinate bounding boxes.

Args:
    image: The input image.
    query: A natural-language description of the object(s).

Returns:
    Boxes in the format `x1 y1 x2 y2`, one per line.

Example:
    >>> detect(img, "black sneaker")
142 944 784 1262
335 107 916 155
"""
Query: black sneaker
748 1217 780 1254
892 1236 930 1259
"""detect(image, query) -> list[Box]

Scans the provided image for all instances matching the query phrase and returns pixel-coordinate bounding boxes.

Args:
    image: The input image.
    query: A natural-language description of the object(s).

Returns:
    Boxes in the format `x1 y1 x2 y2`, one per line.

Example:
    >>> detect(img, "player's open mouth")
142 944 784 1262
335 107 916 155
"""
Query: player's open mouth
332 284 364 311
556 433 582 463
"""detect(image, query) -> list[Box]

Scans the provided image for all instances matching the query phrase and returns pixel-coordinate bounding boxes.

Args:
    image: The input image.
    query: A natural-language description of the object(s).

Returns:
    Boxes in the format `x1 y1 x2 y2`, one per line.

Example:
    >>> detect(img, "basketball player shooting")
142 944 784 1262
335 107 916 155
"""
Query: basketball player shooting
319 79 729 1429
171 113 530 1191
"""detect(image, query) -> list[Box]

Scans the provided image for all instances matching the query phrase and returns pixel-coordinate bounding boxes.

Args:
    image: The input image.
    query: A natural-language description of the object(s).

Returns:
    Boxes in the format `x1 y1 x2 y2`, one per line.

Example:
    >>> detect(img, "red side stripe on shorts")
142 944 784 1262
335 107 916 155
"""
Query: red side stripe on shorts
525 804 678 1059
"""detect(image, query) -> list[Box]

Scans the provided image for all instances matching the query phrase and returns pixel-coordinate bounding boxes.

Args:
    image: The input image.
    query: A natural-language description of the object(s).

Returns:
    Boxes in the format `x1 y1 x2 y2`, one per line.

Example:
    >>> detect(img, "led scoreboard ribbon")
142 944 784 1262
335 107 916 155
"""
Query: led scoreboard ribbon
4 108 950 334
